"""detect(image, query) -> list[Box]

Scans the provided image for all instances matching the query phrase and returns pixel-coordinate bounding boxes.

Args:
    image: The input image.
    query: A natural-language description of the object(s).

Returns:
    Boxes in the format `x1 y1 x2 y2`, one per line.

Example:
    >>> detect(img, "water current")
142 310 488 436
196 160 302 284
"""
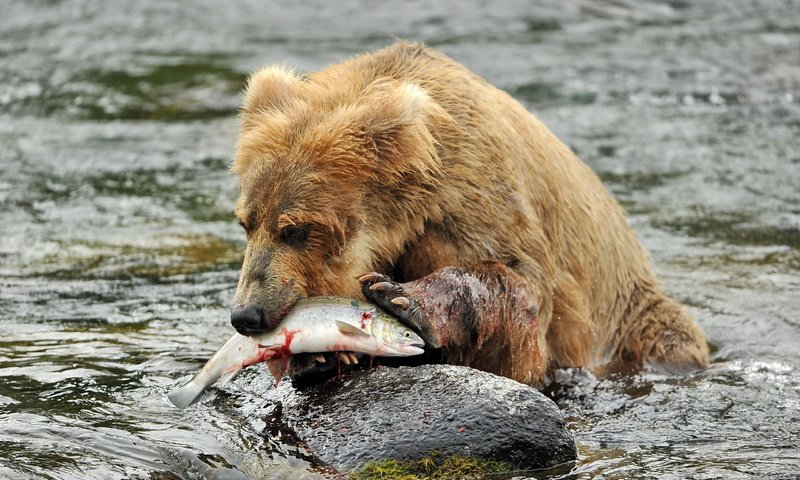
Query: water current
1 1 798 478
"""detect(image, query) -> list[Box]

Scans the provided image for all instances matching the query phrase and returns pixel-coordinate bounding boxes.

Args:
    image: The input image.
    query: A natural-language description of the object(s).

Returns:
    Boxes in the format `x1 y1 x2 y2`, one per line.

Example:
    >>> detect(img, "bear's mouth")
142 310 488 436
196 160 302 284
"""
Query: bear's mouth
285 350 440 387
286 352 367 385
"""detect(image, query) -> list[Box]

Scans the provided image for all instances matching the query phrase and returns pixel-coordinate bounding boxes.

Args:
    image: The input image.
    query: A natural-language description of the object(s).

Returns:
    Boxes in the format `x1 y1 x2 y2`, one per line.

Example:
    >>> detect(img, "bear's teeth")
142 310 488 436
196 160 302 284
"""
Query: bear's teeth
337 352 351 365
336 352 359 365
312 354 326 364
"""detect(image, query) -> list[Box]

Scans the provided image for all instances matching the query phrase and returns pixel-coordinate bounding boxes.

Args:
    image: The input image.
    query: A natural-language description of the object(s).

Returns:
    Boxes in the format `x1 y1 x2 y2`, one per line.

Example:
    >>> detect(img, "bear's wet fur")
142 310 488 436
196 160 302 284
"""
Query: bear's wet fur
230 41 709 386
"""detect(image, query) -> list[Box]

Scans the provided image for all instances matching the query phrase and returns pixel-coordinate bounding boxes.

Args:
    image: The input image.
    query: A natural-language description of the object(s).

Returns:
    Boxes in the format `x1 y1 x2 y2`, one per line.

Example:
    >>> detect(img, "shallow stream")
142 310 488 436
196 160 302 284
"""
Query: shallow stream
1 1 798 478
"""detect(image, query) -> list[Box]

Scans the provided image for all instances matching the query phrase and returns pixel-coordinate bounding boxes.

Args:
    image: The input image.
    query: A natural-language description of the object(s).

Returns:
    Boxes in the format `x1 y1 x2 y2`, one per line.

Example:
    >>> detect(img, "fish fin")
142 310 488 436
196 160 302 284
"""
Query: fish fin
167 381 204 409
216 369 239 387
266 358 289 384
336 320 370 337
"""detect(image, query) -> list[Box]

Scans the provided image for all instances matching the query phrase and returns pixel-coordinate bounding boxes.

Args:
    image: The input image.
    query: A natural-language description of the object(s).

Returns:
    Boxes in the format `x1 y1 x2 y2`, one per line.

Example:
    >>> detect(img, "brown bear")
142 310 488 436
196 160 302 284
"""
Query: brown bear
229 41 709 386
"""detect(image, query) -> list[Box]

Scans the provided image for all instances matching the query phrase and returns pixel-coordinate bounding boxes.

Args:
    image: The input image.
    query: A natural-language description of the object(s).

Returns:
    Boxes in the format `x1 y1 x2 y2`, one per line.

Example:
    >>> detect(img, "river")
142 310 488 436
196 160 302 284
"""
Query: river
1 0 798 478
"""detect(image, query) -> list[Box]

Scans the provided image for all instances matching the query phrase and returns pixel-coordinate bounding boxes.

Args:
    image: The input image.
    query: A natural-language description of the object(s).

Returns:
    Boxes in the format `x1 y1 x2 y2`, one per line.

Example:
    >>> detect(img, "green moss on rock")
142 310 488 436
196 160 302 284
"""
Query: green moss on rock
350 451 512 480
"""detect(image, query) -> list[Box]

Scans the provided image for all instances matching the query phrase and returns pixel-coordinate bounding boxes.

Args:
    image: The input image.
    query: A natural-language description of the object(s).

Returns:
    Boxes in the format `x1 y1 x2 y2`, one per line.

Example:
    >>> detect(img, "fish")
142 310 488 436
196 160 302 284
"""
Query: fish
167 297 425 408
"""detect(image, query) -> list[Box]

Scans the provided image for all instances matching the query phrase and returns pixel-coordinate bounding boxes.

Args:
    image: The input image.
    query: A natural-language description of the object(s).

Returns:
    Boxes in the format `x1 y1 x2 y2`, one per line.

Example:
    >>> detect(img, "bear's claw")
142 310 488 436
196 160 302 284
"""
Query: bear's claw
359 272 417 325
369 281 394 292
357 272 379 282
390 296 411 310
359 275 442 349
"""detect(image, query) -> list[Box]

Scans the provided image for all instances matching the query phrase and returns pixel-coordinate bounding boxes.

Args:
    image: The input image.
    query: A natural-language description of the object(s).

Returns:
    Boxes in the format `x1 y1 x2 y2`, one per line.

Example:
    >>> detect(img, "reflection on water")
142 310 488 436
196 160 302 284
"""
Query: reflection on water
1 0 798 478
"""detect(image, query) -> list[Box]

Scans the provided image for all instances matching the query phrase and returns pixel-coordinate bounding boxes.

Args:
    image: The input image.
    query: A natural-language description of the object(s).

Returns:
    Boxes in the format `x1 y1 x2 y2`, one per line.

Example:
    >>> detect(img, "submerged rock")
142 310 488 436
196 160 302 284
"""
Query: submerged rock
255 364 576 473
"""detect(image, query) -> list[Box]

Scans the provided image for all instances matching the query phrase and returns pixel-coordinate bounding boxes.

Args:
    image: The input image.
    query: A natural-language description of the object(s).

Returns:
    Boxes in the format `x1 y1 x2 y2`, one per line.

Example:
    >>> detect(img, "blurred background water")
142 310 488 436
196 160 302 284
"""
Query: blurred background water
0 0 798 478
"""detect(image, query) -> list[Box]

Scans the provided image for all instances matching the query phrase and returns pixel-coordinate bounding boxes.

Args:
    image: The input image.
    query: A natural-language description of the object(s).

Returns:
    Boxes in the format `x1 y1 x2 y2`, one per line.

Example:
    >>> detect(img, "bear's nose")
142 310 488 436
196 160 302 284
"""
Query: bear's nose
231 304 268 335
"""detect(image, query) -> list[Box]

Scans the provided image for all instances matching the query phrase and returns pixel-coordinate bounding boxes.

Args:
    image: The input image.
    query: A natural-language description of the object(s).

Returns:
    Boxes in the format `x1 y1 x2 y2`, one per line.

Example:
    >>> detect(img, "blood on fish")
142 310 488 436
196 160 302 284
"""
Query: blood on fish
360 311 372 329
259 327 299 359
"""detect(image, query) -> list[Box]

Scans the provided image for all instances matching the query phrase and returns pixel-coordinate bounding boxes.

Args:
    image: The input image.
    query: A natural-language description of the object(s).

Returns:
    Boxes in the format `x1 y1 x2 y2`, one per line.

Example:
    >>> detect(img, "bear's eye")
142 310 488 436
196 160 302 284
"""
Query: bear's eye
238 219 248 232
279 224 310 248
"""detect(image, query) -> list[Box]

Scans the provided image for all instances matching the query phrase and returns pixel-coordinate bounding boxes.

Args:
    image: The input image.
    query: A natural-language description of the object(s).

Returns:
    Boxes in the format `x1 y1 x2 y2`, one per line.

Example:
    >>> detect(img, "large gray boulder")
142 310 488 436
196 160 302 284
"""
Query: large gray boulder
256 364 576 472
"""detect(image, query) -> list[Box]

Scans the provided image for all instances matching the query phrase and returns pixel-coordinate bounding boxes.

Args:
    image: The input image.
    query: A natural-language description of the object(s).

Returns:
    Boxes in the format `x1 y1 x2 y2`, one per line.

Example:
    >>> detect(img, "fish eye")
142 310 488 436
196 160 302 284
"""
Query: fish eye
404 331 411 338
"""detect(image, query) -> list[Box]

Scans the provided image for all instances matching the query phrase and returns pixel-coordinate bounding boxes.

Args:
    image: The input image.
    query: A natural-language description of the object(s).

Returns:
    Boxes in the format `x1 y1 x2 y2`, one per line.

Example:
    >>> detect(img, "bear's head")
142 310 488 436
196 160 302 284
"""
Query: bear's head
229 65 447 333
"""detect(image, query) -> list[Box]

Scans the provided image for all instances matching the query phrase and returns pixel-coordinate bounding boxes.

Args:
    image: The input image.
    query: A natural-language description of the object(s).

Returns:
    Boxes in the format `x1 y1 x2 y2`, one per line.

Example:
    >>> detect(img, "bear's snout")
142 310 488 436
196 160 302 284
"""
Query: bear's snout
230 304 268 335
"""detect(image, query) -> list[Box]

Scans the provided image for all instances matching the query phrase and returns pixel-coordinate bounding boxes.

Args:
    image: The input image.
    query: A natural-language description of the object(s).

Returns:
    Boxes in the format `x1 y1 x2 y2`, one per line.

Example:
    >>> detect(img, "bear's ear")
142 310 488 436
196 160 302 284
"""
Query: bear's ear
241 65 303 118
357 80 449 182
367 82 434 130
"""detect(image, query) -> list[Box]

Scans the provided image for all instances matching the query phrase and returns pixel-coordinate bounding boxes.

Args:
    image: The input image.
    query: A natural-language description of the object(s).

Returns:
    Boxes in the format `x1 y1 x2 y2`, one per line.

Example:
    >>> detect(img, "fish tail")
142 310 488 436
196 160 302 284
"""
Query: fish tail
166 380 205 409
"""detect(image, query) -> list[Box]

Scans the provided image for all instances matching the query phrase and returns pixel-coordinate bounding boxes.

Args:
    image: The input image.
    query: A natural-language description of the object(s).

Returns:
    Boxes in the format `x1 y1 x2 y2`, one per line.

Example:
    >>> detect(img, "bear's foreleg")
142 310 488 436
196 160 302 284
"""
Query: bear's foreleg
358 262 546 384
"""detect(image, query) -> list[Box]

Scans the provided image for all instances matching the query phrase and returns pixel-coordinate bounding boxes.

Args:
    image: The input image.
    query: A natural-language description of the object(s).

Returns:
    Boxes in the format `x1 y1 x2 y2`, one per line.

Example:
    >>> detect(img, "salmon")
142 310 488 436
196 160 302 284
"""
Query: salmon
167 297 424 408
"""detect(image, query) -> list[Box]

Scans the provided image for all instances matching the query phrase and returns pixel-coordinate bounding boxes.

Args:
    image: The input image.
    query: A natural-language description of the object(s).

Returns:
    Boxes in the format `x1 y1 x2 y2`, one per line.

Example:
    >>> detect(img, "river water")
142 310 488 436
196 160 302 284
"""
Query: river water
1 1 798 478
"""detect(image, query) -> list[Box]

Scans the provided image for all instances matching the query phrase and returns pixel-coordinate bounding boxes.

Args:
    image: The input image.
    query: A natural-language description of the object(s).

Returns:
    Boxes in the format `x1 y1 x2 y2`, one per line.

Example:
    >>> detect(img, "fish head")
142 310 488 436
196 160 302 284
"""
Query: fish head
369 311 426 356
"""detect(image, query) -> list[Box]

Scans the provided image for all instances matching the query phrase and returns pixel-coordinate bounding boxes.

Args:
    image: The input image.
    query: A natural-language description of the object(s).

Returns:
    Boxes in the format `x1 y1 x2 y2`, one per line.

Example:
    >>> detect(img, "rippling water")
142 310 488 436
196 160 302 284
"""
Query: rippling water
1 1 798 478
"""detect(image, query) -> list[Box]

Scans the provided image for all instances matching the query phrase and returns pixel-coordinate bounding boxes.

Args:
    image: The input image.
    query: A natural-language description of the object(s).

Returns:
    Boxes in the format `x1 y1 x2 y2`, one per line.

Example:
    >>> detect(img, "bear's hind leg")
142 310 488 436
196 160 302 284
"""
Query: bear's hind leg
615 296 710 372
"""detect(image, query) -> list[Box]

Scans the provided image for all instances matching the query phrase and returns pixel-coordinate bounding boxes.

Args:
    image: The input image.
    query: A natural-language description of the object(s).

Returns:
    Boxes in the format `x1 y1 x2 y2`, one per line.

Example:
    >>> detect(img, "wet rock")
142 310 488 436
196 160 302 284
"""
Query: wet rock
258 364 576 472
